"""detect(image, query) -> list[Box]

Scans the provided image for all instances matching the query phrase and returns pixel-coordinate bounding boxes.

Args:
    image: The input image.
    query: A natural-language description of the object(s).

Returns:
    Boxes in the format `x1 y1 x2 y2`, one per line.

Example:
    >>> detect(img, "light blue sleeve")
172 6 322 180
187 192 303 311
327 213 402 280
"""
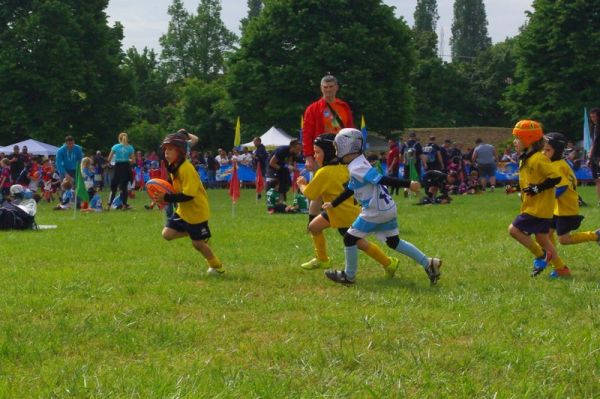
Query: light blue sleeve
363 167 383 184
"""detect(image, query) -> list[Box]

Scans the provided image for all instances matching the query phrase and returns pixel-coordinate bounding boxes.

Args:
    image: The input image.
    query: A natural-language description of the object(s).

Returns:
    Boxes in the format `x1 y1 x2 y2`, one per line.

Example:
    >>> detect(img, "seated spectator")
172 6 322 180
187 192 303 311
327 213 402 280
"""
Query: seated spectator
563 140 581 170
54 179 74 210
419 170 453 204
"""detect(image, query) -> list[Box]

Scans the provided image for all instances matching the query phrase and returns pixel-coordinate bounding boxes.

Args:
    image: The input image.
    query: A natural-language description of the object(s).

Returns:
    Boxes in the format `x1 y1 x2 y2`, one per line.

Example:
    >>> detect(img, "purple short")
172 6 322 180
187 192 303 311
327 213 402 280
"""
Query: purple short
512 213 552 235
551 215 584 236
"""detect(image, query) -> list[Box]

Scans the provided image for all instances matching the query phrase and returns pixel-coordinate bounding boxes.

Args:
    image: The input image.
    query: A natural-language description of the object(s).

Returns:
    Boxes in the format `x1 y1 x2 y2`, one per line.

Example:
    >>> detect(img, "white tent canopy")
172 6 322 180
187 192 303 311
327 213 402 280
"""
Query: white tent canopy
0 139 59 156
241 126 294 149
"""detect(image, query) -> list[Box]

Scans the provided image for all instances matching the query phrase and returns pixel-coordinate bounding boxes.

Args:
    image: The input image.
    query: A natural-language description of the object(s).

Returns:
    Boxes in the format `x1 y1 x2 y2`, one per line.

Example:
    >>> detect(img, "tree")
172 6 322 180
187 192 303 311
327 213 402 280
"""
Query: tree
190 0 238 81
503 0 600 135
240 0 263 32
0 0 130 149
159 0 193 81
160 0 237 82
122 47 173 124
413 0 439 59
167 78 235 150
227 0 414 137
450 0 491 62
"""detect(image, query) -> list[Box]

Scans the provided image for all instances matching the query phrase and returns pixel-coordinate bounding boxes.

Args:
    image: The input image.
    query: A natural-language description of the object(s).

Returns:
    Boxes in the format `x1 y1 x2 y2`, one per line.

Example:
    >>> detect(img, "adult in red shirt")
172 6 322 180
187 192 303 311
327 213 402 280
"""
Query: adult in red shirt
302 74 354 172
386 139 400 195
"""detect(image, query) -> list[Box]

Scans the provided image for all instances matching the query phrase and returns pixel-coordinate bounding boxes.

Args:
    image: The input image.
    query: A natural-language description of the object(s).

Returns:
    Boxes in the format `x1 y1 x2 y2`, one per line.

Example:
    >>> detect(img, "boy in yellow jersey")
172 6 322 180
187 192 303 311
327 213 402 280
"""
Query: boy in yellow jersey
296 134 399 276
542 132 600 278
153 132 224 275
508 120 561 277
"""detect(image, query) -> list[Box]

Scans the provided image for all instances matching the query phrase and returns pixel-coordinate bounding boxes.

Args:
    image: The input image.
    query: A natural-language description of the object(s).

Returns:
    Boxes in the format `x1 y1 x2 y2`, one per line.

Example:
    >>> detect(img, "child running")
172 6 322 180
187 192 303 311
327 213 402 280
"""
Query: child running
322 128 442 285
153 132 224 275
542 132 600 278
508 120 561 276
296 134 400 276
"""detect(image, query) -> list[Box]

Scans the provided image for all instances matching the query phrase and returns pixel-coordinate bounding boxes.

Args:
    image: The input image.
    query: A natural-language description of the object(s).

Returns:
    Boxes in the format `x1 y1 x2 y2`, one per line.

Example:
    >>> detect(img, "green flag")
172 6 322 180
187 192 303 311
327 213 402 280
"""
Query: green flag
408 159 419 181
75 165 89 203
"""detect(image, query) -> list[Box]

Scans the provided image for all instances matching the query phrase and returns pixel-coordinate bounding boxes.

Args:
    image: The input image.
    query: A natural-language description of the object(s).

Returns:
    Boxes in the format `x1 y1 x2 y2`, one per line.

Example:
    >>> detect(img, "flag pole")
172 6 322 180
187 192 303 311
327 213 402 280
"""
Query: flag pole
73 169 78 219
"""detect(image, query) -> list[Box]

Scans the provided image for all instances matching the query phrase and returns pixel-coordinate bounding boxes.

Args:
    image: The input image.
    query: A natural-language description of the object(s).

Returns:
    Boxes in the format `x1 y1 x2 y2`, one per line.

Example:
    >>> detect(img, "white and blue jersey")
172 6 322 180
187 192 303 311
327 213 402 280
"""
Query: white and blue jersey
347 154 398 238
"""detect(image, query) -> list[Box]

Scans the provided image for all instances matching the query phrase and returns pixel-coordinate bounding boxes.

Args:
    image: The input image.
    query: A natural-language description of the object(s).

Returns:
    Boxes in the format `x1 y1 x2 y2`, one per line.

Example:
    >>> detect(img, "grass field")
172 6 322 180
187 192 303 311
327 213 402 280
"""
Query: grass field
1 186 600 398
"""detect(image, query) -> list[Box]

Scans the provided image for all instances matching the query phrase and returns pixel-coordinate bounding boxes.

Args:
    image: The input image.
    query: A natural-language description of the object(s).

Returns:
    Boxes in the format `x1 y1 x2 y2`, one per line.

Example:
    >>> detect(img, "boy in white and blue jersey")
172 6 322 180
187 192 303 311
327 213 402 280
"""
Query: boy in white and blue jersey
323 128 442 285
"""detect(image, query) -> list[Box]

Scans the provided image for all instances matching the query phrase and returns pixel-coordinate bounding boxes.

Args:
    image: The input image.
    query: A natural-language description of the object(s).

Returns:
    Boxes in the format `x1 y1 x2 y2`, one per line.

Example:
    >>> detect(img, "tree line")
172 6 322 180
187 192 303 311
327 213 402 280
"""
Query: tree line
1 0 599 153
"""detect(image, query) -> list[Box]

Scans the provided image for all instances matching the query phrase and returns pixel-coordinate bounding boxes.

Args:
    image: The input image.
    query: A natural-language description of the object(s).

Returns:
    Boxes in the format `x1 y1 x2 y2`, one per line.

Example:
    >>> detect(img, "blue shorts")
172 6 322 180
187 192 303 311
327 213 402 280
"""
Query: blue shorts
477 163 496 179
166 214 211 241
512 213 552 235
551 215 584 236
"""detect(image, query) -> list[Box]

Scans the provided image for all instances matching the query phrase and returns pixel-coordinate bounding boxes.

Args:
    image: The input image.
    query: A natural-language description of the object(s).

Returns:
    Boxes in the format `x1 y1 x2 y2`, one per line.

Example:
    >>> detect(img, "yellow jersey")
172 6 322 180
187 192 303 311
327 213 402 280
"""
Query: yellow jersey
170 160 209 224
553 159 579 217
518 151 559 219
303 164 359 228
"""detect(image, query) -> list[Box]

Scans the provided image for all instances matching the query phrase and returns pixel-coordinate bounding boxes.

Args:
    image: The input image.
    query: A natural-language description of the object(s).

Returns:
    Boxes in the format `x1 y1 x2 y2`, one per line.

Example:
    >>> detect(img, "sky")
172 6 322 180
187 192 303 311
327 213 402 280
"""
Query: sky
106 0 533 58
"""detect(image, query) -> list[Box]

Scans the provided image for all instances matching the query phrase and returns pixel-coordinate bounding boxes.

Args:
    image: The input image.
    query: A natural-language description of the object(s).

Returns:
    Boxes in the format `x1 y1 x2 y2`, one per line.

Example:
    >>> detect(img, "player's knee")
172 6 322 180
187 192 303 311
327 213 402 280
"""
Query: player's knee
508 224 516 237
161 228 174 241
386 236 399 249
558 235 570 245
343 233 360 247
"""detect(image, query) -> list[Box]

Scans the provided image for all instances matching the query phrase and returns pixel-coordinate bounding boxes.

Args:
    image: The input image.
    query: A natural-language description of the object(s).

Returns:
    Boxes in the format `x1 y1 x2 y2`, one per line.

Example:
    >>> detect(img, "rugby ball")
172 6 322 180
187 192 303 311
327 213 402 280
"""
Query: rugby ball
146 178 174 203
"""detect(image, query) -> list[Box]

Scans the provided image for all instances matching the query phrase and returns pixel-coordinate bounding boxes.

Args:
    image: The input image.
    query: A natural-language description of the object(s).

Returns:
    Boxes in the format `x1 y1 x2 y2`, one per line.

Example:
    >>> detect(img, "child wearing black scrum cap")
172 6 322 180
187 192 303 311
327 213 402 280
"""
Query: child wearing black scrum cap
296 134 394 274
153 132 224 275
542 132 600 278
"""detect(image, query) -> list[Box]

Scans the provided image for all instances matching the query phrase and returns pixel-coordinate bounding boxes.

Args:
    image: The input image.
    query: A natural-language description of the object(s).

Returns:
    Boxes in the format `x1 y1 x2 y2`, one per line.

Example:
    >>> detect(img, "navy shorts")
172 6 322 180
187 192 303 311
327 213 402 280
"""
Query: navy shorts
320 211 348 236
166 214 211 241
512 213 552 235
551 215 584 236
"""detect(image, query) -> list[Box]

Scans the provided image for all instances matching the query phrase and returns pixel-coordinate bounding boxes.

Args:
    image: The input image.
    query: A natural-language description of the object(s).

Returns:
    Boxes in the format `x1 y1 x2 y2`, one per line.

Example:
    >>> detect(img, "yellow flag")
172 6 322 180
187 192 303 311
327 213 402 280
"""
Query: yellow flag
234 116 241 147
301 115 304 129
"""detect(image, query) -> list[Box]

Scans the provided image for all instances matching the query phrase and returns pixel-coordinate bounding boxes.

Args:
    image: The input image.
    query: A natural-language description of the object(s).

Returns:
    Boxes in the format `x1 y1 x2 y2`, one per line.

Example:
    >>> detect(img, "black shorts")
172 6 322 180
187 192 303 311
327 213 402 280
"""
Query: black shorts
551 215 584 236
512 213 552 235
166 214 212 241
319 211 348 236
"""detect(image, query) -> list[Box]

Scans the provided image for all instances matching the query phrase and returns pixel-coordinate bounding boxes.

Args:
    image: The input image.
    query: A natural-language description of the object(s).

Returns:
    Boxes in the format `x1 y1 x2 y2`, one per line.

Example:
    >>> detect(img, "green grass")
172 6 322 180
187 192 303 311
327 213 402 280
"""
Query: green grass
1 187 600 398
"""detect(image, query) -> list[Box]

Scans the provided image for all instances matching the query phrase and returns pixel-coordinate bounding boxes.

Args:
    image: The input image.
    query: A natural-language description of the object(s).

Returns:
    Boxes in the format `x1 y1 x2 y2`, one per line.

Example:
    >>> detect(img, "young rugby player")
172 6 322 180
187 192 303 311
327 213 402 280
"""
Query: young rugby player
153 132 224 275
296 134 399 275
542 132 600 278
321 128 442 285
508 120 561 277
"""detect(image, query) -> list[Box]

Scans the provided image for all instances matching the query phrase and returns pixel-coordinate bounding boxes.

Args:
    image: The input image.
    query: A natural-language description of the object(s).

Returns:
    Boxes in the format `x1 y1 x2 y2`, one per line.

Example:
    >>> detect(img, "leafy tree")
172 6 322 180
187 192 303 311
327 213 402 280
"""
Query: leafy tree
0 0 130 149
190 0 238 81
503 0 600 135
122 47 173 125
413 0 439 59
227 0 414 137
240 0 263 32
450 0 491 62
160 0 237 82
167 78 235 150
467 39 516 126
159 0 193 81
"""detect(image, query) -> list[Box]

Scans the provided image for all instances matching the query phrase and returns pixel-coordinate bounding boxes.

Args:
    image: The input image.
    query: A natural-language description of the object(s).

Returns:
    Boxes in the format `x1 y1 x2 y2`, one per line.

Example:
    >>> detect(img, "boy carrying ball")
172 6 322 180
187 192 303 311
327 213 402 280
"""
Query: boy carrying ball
154 132 224 275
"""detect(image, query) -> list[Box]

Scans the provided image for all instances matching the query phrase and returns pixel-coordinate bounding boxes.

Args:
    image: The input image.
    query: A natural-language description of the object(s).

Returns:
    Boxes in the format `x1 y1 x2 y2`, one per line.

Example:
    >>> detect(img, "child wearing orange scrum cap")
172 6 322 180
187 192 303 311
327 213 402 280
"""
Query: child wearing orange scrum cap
508 120 561 277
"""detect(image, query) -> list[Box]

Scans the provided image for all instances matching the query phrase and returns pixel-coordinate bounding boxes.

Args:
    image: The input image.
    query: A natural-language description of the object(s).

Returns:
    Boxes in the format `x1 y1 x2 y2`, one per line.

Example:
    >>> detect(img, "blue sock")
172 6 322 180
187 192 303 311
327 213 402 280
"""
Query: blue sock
395 239 428 268
344 245 358 280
